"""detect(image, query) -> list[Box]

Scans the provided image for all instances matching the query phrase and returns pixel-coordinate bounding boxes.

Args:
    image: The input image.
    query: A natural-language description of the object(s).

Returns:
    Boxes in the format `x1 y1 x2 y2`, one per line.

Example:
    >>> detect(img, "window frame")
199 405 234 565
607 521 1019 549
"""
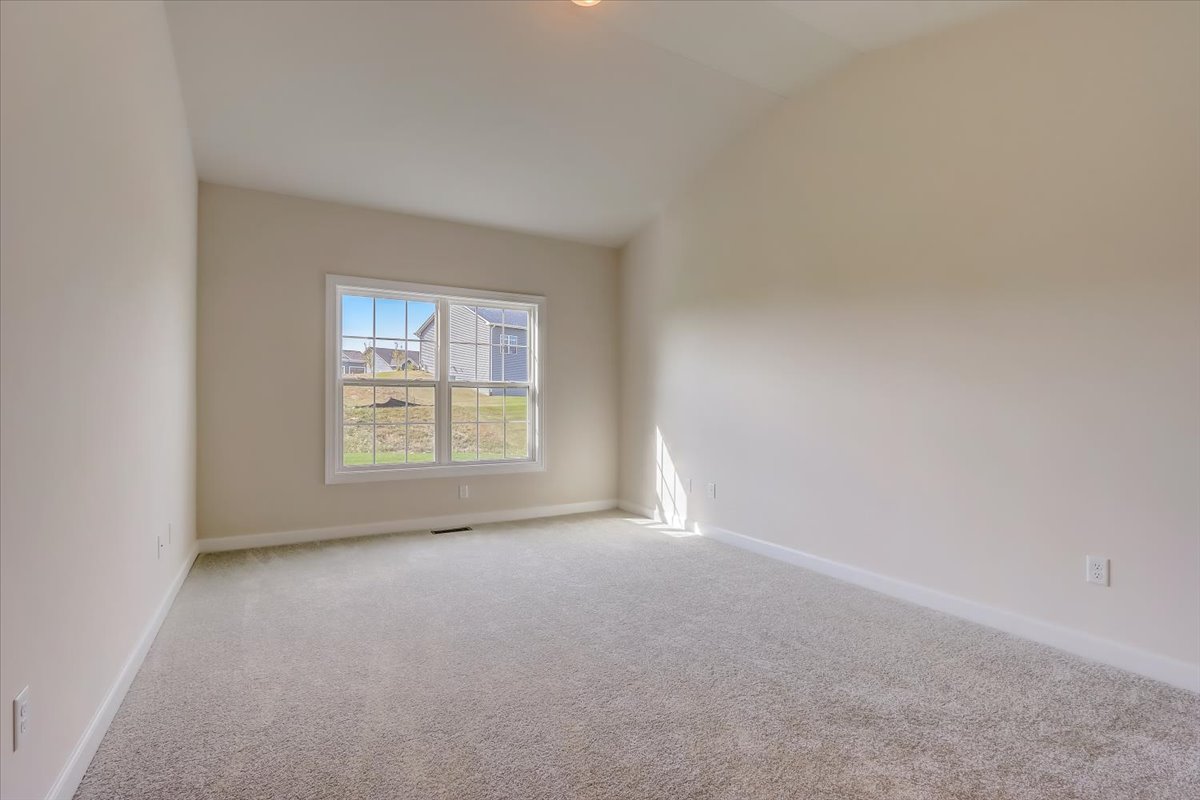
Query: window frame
325 274 546 484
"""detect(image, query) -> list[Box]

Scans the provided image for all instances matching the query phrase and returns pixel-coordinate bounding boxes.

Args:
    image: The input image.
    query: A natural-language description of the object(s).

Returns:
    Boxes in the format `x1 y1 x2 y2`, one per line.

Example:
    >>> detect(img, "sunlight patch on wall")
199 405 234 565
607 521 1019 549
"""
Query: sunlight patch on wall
655 426 690 531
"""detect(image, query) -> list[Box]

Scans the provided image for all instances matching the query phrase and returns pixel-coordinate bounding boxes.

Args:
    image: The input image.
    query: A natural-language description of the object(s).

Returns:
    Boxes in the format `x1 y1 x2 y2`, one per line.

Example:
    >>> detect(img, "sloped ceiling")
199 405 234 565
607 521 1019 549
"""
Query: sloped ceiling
165 0 1016 246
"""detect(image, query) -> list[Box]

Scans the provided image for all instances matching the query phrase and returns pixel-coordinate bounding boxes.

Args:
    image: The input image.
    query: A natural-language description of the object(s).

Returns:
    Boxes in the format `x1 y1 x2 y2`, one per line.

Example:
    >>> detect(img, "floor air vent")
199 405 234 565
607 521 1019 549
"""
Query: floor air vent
431 526 472 535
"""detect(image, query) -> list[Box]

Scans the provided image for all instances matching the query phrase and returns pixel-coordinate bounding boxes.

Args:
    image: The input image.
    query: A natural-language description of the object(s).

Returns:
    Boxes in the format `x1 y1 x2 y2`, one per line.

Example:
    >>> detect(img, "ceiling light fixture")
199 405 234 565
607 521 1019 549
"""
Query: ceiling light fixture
571 0 602 7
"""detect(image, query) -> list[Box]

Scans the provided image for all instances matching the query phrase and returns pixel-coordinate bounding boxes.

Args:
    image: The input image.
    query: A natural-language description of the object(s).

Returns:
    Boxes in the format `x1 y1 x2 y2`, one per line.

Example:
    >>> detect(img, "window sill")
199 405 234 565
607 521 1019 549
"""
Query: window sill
326 459 545 484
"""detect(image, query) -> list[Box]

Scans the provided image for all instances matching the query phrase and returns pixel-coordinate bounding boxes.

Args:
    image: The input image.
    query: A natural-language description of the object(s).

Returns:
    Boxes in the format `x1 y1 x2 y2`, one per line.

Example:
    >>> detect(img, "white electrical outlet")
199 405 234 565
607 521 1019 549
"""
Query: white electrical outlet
1086 555 1109 586
459 484 469 499
13 687 30 751
705 482 717 500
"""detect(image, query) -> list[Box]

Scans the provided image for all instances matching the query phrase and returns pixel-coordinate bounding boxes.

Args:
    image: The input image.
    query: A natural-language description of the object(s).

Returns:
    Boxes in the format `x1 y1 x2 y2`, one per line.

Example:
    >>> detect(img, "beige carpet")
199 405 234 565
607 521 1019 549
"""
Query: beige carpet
76 512 1199 799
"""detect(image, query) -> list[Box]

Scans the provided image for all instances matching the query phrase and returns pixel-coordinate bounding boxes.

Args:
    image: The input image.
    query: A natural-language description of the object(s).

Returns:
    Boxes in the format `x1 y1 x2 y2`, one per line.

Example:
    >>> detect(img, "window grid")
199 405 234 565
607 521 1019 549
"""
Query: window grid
339 294 441 468
334 285 538 476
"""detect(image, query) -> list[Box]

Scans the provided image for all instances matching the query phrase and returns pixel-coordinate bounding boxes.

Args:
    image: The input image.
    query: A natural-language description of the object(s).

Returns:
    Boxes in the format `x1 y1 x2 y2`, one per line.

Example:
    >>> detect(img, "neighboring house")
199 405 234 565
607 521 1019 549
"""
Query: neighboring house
341 349 368 375
365 347 421 373
343 347 420 375
391 350 420 371
414 307 528 393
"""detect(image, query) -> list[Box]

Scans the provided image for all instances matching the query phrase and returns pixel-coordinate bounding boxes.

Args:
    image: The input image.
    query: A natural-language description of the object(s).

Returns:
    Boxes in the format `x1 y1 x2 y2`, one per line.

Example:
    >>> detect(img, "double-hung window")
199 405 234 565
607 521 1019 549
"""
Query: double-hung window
326 275 544 483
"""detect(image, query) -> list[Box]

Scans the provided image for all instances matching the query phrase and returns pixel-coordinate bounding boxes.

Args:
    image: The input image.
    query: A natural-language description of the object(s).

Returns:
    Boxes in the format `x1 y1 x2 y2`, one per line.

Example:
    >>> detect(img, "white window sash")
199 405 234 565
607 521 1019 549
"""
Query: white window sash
325 275 545 484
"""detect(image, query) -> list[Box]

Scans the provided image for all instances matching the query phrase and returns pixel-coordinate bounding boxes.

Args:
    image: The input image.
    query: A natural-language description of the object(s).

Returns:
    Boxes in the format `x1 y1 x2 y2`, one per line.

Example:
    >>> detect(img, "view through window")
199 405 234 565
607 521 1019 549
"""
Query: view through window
328 276 542 481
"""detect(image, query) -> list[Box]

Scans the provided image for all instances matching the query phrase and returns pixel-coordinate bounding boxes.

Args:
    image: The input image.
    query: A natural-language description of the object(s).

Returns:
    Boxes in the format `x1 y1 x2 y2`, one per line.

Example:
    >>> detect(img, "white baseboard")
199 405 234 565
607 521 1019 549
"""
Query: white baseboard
198 499 619 553
621 502 1199 693
46 546 199 800
700 522 1200 693
618 500 657 519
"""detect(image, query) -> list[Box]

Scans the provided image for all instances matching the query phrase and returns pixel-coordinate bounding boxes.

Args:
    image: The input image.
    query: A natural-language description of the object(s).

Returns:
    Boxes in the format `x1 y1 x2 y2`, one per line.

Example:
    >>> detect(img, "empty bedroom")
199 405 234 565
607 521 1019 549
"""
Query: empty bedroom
1 1 1197 798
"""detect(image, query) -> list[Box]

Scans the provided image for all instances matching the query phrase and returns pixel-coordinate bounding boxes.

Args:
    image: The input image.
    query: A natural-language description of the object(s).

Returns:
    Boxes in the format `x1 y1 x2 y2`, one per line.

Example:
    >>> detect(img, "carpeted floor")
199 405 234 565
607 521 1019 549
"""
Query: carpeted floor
76 512 1199 800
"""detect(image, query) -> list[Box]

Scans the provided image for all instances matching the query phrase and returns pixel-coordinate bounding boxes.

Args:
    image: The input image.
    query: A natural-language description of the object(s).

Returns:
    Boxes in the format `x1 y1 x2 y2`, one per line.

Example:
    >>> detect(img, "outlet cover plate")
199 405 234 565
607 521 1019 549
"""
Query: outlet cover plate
13 686 30 751
1086 555 1109 586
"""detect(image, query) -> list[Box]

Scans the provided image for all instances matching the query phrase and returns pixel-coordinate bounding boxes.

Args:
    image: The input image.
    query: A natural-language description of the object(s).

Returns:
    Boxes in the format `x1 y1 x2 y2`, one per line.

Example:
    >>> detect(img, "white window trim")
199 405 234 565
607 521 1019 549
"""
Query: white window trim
325 274 546 484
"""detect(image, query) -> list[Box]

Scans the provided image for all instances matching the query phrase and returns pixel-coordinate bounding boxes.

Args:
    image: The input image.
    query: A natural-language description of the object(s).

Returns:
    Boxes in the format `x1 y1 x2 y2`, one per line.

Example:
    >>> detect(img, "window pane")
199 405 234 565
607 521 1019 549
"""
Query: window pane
342 294 372 337
341 337 372 379
475 345 492 382
398 342 427 377
343 425 372 466
504 388 528 423
414 340 436 378
476 306 505 345
452 387 478 422
478 423 504 461
408 301 436 337
478 387 504 421
410 301 438 378
408 386 436 423
499 346 528 384
502 308 529 329
452 423 477 461
374 387 406 424
370 339 404 377
449 305 480 343
375 426 406 464
407 424 435 463
357 339 430 380
448 341 476 381
343 385 374 425
335 284 536 475
375 298 406 339
505 423 529 460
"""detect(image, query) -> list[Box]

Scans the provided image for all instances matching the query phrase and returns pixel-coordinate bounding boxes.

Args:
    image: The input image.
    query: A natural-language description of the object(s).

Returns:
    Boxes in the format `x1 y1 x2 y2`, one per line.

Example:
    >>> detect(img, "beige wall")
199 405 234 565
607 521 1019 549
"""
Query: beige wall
197 183 617 540
620 1 1200 668
0 2 197 797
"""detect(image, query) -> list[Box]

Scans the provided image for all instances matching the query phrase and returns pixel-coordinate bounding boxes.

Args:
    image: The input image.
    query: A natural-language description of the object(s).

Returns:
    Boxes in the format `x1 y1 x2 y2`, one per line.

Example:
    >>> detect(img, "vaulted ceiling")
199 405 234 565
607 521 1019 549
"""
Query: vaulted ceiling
165 0 1016 246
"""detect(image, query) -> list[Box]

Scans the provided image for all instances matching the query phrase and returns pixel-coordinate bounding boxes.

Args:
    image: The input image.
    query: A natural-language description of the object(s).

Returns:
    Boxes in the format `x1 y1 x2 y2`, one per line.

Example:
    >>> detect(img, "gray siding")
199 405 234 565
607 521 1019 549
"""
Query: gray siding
419 324 436 372
370 351 392 373
416 305 531 384
489 324 529 382
448 304 490 381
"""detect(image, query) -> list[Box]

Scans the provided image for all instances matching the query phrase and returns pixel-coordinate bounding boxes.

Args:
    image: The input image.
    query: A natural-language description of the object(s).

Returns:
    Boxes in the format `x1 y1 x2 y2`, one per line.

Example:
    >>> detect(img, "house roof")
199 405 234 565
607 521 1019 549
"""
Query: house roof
343 347 419 368
414 312 436 338
413 308 528 338
475 308 528 328
372 348 420 365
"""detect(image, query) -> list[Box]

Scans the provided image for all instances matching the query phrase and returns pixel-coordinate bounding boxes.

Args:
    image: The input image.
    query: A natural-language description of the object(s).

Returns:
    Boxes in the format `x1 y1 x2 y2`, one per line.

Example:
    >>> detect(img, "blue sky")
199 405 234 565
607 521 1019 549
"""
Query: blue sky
342 295 435 351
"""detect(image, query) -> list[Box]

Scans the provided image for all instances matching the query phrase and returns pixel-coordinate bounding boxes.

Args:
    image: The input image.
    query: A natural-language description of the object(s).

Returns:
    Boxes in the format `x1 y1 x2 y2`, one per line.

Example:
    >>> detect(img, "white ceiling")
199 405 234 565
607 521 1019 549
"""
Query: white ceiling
165 0 1016 246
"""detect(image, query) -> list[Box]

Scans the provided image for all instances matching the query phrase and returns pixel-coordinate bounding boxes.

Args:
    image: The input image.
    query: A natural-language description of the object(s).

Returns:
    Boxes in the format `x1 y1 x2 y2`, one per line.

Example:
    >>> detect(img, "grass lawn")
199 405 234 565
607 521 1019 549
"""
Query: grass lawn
344 449 512 465
343 451 435 466
342 376 528 465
